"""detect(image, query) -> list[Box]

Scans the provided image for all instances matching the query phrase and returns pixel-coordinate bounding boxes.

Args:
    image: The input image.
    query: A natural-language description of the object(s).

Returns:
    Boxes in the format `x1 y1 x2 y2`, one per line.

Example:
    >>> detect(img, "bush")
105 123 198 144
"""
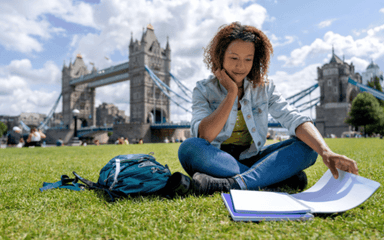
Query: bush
0 122 7 137
345 92 384 135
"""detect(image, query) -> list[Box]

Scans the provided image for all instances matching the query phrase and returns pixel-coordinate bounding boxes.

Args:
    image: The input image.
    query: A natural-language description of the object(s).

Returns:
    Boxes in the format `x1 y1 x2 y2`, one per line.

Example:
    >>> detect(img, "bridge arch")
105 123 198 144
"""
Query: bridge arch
81 119 88 128
347 86 359 104
147 108 167 124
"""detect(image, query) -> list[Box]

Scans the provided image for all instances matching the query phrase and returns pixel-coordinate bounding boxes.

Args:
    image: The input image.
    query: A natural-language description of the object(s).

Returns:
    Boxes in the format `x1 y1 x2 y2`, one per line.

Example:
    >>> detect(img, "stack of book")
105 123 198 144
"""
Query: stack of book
222 169 380 222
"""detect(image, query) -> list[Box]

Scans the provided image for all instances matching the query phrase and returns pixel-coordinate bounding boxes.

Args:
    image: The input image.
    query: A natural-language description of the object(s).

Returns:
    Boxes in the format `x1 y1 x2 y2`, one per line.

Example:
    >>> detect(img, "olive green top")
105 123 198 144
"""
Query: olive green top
222 110 253 146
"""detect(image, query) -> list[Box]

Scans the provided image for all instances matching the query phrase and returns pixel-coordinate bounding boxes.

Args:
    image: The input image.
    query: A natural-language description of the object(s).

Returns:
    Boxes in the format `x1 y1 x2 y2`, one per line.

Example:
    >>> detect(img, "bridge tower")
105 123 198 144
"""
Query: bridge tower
315 47 361 137
129 24 171 124
61 54 96 129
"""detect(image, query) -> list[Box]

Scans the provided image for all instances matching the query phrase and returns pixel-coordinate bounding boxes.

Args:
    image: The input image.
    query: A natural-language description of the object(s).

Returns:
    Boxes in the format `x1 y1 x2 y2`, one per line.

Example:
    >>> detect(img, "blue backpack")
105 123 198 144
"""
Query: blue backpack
41 153 174 201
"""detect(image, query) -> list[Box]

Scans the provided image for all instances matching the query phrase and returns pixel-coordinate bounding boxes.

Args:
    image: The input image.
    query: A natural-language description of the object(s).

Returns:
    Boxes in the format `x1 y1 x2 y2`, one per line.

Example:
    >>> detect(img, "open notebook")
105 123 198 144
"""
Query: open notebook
222 169 380 221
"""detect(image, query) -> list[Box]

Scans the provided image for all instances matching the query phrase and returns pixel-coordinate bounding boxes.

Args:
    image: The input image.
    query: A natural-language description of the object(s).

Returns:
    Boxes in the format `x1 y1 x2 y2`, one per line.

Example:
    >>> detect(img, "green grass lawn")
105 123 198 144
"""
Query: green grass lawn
0 139 383 239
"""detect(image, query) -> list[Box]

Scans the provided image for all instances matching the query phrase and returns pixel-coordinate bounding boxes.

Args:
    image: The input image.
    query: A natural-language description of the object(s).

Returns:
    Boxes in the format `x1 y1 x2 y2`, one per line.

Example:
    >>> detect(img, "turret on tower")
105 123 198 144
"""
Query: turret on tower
61 53 96 129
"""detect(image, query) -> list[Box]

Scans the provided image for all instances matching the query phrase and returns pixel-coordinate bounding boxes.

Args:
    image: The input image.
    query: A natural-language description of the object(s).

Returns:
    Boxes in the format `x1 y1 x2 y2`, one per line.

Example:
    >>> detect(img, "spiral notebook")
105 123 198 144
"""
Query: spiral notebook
222 169 380 222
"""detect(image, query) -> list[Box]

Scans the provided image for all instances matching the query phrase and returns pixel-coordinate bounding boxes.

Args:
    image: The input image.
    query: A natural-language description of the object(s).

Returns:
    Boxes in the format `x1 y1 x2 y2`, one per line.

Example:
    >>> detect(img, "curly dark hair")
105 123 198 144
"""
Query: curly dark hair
203 22 273 87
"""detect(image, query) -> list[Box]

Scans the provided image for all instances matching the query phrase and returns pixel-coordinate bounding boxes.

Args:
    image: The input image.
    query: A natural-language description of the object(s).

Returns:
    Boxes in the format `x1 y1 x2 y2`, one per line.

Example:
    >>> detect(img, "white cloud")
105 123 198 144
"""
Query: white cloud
380 8 384 14
0 88 60 115
95 82 130 111
270 34 296 47
4 59 61 85
344 57 370 73
278 29 384 67
0 76 28 96
0 59 62 115
269 64 319 98
269 64 320 117
318 19 337 29
1 0 270 122
352 29 361 37
70 35 79 48
366 23 384 36
0 0 96 53
64 0 269 122
71 0 268 69
0 10 54 53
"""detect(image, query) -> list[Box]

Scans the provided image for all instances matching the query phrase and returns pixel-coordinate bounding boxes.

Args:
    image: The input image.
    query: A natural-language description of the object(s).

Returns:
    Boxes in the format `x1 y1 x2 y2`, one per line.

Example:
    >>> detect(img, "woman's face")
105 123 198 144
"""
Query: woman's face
222 39 255 86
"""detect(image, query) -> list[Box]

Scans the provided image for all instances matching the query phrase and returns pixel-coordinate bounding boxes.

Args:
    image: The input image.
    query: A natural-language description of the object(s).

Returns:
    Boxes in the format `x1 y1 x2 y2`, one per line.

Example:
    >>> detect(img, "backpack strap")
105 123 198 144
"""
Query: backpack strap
40 175 85 192
72 171 101 189
73 171 116 202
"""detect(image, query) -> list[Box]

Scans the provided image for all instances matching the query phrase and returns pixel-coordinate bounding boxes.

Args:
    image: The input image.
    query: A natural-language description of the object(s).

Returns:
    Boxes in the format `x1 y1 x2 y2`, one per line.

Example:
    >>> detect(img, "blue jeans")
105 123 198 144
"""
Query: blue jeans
178 137 318 190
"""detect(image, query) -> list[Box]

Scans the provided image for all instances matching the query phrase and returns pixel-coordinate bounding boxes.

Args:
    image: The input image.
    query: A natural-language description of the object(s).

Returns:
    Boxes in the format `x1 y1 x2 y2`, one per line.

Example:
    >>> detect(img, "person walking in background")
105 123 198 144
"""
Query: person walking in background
56 138 64 146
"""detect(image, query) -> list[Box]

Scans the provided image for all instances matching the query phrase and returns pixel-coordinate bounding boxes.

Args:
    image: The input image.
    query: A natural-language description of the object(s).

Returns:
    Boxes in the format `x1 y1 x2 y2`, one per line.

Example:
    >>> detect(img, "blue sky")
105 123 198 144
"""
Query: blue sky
1 0 383 122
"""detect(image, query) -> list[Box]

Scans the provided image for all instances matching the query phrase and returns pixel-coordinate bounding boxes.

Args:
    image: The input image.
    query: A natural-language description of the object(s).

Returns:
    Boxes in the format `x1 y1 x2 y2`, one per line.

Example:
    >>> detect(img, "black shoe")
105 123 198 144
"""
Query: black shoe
192 172 238 195
267 170 308 191
163 172 192 198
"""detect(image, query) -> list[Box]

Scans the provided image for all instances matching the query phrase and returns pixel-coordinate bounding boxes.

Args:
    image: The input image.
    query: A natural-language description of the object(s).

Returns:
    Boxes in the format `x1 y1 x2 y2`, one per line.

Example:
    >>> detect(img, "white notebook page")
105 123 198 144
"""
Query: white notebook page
230 190 311 214
291 169 381 213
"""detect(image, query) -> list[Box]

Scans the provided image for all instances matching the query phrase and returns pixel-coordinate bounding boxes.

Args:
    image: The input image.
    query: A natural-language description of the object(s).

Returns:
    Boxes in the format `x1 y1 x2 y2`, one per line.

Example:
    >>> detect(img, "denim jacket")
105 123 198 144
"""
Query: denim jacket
191 75 312 160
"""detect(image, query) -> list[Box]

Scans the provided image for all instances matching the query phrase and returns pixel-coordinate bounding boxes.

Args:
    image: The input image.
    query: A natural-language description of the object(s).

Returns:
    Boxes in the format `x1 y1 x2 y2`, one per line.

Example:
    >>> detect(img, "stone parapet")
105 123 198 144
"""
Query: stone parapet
110 123 151 143
44 129 74 144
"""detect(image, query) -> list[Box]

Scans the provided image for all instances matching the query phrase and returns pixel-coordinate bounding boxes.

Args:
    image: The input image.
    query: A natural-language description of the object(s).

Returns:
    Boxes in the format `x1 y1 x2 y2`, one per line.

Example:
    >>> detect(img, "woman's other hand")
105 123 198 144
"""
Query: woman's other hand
321 151 359 179
295 122 359 180
214 69 238 94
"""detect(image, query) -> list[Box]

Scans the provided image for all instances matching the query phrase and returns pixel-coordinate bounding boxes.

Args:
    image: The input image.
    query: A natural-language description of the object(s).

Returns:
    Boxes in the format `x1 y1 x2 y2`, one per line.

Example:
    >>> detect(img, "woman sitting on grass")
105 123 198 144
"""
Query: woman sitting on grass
26 128 46 147
178 22 359 195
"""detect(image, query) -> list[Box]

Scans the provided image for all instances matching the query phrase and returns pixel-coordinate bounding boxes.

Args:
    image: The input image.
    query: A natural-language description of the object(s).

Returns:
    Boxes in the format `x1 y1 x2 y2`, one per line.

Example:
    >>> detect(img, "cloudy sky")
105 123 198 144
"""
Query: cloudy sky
1 0 384 123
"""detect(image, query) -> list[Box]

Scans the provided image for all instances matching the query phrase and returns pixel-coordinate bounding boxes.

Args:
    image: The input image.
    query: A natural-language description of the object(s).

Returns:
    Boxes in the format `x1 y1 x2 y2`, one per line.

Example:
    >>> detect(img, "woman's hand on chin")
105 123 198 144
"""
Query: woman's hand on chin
215 69 238 94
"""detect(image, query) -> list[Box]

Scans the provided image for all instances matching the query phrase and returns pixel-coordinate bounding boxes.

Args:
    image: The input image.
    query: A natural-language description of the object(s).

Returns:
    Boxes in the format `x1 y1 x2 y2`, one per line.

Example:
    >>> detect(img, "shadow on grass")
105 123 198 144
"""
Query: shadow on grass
91 188 186 203
313 213 342 220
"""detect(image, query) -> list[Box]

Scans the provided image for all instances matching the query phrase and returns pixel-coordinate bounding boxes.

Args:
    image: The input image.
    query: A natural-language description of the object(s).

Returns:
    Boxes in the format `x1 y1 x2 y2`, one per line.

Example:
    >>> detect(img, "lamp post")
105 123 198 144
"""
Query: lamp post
72 109 79 138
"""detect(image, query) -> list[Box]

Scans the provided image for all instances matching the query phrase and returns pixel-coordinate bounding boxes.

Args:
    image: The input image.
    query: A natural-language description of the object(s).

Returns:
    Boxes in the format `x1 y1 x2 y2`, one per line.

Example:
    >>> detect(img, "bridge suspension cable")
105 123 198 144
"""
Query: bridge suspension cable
298 99 320 113
38 93 62 130
286 83 319 105
145 66 192 103
169 72 193 100
294 97 320 112
19 120 31 132
145 65 192 113
348 78 384 101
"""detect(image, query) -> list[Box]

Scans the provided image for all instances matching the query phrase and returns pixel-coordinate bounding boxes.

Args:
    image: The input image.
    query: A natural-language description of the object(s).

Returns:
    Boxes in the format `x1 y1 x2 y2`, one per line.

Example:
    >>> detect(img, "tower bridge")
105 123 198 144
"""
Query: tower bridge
54 24 184 144
42 25 384 144
44 24 322 144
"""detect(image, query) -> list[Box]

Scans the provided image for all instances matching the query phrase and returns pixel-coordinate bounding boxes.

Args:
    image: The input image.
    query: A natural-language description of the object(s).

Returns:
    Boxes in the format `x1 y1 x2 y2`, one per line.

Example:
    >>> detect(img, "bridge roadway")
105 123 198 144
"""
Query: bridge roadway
69 62 129 88
75 121 290 137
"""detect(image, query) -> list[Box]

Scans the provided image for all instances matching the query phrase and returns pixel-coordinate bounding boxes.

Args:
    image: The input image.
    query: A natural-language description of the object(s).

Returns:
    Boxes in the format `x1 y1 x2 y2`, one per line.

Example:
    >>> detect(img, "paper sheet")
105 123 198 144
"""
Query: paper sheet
291 169 380 213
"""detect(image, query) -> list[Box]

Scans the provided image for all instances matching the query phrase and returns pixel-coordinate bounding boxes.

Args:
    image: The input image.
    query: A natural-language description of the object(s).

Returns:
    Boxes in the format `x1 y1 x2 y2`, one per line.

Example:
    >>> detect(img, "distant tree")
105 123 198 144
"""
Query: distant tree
0 122 7 137
345 92 384 136
367 76 384 107
365 117 384 136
